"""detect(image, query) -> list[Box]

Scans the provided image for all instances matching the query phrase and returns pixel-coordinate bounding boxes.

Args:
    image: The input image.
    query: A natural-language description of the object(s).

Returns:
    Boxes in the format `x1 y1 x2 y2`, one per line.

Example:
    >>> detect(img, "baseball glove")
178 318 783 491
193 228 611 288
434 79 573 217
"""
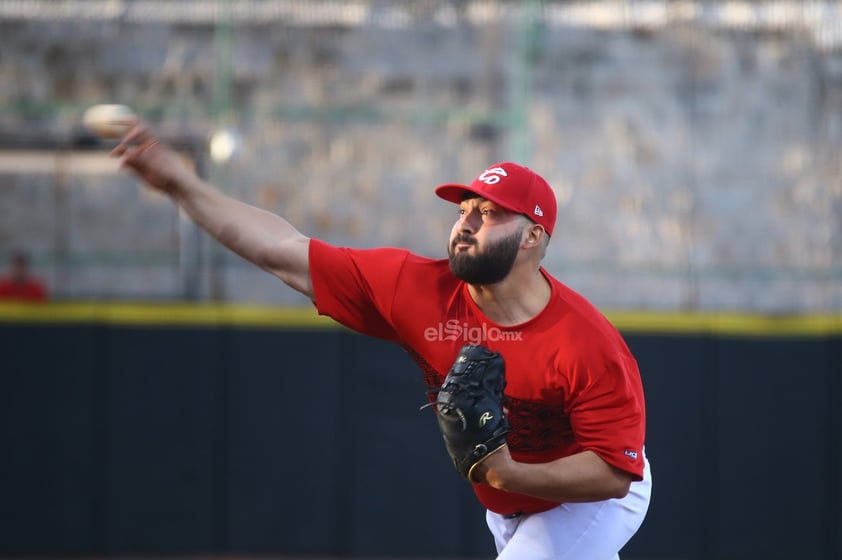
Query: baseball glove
422 344 510 481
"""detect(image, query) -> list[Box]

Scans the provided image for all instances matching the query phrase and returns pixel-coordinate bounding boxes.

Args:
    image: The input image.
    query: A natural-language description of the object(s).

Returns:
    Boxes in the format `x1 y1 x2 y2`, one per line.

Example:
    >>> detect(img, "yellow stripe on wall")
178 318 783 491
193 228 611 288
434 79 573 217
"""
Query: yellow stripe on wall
605 310 842 337
0 302 840 336
0 302 338 329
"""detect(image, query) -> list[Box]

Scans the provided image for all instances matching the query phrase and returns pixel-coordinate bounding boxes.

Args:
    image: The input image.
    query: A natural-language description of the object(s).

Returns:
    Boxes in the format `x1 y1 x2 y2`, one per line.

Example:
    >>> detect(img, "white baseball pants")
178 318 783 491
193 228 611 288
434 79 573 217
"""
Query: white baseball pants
485 455 652 560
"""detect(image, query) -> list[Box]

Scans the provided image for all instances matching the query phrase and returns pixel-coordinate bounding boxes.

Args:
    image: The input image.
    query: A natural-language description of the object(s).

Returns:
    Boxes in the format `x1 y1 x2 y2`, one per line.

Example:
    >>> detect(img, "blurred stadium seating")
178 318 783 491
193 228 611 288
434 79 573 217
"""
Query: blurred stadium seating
0 0 840 311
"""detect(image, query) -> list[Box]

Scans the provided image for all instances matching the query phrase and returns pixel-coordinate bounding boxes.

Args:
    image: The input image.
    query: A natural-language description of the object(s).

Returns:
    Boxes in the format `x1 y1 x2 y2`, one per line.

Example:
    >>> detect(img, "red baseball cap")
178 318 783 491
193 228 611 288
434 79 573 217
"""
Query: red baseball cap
435 162 557 236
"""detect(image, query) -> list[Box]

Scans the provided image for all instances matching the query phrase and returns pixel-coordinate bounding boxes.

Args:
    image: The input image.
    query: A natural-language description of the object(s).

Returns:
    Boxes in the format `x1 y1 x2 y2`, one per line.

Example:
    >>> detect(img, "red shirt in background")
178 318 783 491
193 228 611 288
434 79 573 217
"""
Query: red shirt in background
0 277 48 302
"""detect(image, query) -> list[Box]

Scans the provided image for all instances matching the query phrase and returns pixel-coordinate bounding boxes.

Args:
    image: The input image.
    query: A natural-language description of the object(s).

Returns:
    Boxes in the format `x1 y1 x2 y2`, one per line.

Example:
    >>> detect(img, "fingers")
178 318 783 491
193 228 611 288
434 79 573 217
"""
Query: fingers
112 123 167 175
122 139 161 162
109 122 185 194
111 121 159 158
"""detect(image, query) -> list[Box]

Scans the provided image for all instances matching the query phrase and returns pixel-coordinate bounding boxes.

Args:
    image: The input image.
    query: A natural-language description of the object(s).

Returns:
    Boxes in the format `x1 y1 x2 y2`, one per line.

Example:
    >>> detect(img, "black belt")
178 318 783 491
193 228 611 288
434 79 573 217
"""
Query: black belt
503 511 524 519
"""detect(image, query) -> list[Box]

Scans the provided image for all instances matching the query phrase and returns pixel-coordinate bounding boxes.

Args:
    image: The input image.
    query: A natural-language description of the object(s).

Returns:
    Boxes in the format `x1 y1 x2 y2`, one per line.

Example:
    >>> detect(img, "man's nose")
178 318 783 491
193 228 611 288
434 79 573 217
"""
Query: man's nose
458 210 480 232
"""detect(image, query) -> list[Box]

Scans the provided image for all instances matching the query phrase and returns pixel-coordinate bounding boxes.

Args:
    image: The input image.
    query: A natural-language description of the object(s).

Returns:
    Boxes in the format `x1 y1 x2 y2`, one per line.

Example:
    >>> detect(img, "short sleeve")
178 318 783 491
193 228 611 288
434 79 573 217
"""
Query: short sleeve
309 239 408 341
567 349 646 480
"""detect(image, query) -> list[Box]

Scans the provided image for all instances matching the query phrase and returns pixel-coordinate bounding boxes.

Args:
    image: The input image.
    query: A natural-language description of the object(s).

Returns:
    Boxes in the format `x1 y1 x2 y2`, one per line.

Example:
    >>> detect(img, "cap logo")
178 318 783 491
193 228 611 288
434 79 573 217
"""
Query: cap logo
534 205 544 217
477 167 508 185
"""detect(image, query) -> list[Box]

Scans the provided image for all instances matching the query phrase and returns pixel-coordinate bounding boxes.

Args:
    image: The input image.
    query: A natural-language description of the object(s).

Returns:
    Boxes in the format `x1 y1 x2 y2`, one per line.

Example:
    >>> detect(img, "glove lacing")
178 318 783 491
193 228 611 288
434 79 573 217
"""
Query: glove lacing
419 379 484 430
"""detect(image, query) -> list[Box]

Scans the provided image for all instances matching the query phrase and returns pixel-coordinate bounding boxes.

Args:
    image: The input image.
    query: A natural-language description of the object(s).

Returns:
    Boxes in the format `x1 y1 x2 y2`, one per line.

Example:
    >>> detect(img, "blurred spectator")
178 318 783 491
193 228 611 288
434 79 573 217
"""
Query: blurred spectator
0 250 48 302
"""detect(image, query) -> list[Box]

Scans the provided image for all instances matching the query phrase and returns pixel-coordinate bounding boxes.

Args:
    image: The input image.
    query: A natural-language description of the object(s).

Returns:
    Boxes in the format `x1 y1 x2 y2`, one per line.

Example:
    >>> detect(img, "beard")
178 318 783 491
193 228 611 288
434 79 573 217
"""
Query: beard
448 227 523 285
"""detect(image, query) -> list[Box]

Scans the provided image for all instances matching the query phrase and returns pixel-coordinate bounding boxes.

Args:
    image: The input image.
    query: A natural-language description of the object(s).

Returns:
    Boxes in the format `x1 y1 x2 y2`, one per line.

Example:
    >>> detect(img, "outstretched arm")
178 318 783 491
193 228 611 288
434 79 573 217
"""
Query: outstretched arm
113 123 313 299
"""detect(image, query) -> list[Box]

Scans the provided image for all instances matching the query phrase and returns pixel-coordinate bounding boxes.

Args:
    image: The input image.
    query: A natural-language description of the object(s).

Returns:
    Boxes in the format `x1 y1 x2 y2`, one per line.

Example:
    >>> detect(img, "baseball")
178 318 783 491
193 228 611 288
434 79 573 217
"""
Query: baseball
82 104 137 139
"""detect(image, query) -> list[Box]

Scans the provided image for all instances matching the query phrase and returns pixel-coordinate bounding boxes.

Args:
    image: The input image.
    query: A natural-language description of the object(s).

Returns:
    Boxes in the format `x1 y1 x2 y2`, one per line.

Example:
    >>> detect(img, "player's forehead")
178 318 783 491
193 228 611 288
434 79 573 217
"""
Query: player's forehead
459 194 510 212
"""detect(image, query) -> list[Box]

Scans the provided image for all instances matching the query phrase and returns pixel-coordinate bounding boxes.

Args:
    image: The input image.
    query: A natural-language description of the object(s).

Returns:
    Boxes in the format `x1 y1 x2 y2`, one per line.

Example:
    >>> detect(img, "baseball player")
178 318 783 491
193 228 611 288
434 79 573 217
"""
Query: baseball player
114 123 652 560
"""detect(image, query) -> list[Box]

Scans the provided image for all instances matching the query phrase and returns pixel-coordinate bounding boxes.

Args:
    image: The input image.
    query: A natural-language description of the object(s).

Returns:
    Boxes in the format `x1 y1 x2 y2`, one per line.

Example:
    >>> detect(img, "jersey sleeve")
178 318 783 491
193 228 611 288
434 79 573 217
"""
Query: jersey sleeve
567 346 647 480
308 238 407 341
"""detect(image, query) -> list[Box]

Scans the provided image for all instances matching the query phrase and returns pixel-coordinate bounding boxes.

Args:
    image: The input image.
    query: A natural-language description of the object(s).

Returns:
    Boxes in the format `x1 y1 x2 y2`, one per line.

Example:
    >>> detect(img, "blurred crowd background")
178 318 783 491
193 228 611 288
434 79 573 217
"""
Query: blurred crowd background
1 0 841 312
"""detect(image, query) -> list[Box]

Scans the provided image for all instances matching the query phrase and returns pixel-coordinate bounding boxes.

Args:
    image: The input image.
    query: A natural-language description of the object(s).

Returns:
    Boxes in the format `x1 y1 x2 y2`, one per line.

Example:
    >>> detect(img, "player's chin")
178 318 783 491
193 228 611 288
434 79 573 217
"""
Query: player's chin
448 249 472 264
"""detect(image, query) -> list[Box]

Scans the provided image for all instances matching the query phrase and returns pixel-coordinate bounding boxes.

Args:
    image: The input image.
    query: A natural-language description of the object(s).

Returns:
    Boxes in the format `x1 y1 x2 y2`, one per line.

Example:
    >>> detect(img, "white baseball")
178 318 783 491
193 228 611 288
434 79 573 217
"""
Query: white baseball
82 104 137 139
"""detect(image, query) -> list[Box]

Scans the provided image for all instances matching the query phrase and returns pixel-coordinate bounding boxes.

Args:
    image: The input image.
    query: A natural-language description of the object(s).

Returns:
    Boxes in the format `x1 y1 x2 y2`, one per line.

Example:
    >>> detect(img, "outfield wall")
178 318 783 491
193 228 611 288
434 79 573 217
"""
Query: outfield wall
1 303 840 559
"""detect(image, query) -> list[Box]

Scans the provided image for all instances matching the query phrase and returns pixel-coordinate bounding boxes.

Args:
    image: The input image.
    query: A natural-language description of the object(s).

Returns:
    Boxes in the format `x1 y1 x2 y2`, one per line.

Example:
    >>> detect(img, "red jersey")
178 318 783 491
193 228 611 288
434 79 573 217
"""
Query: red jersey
309 239 646 516
0 277 47 302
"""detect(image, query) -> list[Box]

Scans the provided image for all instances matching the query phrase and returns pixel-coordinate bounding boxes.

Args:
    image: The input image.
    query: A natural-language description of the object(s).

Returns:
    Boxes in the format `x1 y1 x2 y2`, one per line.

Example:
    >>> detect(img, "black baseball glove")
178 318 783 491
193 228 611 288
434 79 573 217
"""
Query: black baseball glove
422 345 510 481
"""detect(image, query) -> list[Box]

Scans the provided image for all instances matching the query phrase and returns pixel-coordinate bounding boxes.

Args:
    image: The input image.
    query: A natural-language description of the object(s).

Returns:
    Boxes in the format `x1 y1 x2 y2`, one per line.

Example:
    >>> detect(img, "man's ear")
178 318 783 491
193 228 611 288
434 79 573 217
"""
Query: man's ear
523 223 545 246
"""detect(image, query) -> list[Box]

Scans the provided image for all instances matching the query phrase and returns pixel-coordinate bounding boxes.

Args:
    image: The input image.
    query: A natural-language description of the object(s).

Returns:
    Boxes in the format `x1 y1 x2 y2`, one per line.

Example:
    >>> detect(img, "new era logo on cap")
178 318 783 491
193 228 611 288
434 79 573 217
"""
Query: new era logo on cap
434 162 558 236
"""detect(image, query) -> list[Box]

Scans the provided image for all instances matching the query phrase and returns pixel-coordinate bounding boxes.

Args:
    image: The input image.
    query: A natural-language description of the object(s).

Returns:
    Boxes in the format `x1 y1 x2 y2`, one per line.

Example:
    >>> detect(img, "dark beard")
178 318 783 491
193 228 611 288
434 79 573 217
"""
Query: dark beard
448 228 523 285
